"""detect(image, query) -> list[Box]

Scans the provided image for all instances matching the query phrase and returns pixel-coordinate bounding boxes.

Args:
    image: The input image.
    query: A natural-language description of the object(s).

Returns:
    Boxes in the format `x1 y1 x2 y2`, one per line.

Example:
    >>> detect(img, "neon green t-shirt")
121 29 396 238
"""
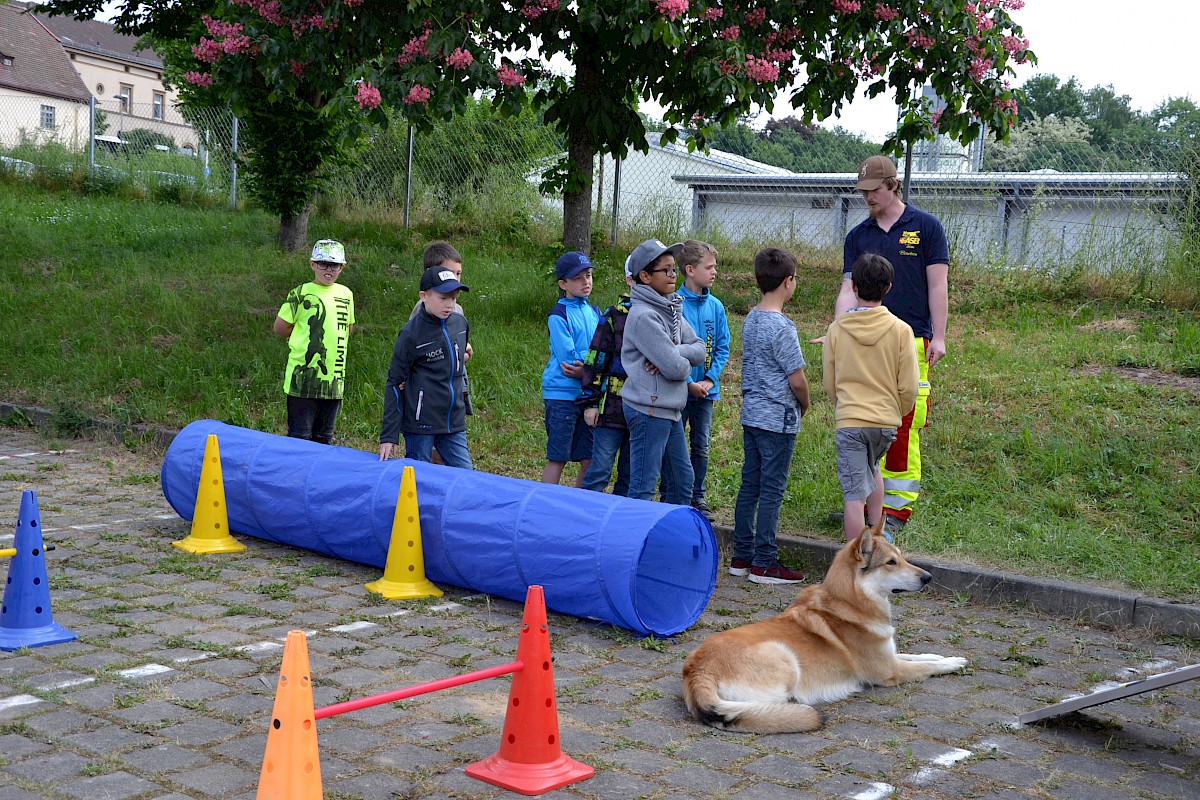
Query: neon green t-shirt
278 282 355 399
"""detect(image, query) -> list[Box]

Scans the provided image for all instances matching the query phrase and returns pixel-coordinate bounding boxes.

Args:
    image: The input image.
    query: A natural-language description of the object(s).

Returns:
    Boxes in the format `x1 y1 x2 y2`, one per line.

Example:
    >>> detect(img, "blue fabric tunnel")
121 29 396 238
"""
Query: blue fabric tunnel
160 421 718 636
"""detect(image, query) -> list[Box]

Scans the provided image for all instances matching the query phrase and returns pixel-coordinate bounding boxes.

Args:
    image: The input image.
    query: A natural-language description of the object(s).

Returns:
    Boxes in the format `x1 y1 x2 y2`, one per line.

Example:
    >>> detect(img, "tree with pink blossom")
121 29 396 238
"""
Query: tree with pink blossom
41 0 1034 252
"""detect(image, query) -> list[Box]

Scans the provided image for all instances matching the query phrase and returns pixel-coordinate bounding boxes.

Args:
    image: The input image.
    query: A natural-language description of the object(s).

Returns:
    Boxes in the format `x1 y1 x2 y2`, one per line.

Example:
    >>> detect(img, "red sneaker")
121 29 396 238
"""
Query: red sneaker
749 561 806 585
727 558 751 577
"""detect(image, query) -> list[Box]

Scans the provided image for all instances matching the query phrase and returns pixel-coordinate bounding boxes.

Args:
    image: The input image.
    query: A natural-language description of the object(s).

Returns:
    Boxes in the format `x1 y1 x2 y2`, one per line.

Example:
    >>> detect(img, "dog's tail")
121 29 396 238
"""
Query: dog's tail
683 672 822 734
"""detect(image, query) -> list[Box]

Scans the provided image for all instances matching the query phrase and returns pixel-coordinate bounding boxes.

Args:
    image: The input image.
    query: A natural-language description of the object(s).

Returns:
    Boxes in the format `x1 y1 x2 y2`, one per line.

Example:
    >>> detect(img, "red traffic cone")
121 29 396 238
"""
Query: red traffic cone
465 585 593 795
0 490 76 651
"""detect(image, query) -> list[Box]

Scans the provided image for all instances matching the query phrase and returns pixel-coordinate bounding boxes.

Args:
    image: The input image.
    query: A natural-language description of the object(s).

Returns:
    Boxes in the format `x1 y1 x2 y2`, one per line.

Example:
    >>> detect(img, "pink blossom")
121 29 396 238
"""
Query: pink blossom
874 5 899 21
968 56 992 81
289 59 305 77
192 38 223 64
717 58 736 75
655 0 688 22
344 0 363 6
520 0 559 19
744 54 779 83
202 16 243 38
719 25 740 40
931 107 943 129
1003 0 1024 9
703 7 723 20
356 81 382 109
446 48 474 70
904 29 935 49
832 0 860 13
404 84 432 105
397 28 431 66
745 7 766 26
183 71 213 88
497 64 526 87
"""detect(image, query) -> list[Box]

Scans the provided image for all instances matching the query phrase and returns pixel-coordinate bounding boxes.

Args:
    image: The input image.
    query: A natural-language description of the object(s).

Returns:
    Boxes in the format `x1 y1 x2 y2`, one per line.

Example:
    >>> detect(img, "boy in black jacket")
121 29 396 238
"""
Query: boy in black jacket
379 267 473 468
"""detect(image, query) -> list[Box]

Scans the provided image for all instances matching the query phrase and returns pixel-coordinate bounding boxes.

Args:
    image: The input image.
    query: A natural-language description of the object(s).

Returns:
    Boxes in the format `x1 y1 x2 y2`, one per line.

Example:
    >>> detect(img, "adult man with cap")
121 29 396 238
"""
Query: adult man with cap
835 155 949 536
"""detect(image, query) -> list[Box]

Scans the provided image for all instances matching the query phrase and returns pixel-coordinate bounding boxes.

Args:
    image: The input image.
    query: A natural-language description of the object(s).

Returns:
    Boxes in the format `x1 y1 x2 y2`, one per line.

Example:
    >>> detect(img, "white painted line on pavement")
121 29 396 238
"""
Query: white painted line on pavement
930 747 972 767
851 782 894 800
329 621 379 633
909 767 944 785
0 694 43 711
171 652 213 664
236 641 284 654
429 602 464 612
36 677 96 691
70 524 108 531
117 664 175 679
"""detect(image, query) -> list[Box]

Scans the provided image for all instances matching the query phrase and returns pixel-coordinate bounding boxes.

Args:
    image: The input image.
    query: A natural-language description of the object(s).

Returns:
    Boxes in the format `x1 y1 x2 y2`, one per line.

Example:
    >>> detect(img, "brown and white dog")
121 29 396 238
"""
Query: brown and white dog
682 520 968 733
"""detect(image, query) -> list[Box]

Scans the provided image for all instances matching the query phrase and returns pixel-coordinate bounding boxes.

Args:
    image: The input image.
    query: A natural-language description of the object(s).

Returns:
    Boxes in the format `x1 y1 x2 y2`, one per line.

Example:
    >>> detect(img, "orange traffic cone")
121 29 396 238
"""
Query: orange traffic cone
173 434 245 554
0 490 76 651
257 630 322 800
364 465 442 600
466 585 593 795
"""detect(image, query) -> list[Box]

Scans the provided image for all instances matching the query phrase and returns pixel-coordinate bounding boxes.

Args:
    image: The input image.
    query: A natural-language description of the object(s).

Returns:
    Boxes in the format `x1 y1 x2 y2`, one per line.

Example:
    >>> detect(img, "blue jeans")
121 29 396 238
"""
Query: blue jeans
624 406 693 503
581 426 630 496
660 398 714 504
732 425 796 568
404 431 473 470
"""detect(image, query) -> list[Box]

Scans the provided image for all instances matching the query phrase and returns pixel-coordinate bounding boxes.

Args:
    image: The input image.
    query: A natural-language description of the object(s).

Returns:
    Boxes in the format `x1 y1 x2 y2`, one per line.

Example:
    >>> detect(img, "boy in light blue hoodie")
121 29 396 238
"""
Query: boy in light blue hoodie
661 240 729 520
541 251 602 486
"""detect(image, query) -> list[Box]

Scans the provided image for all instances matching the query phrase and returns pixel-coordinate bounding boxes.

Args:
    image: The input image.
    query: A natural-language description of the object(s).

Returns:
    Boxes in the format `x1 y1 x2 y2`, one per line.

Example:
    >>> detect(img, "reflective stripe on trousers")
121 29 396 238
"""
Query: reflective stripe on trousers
882 336 930 520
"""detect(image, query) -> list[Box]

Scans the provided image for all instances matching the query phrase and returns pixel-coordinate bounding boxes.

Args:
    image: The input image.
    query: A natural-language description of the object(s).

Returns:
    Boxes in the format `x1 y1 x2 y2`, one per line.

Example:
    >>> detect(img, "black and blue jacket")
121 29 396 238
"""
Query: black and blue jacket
380 307 470 442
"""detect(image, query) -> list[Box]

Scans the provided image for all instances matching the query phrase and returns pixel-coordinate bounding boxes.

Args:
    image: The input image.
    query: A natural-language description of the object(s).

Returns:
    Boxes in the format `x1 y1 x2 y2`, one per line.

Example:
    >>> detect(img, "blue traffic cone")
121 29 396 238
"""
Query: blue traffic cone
0 490 76 651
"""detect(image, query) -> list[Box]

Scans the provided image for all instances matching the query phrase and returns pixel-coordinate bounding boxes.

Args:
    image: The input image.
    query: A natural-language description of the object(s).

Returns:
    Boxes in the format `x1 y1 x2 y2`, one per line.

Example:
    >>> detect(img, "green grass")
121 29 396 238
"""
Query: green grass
3 180 1199 602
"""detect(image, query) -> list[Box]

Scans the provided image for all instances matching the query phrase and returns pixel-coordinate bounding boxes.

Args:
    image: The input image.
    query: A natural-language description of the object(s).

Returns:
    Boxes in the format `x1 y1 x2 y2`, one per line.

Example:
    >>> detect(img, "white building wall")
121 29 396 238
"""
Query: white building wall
0 89 88 149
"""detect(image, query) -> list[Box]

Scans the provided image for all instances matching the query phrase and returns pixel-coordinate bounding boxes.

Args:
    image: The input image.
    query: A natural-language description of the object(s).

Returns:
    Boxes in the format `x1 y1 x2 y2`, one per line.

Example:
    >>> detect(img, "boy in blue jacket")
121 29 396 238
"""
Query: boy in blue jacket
379 267 472 468
541 252 602 486
661 240 729 520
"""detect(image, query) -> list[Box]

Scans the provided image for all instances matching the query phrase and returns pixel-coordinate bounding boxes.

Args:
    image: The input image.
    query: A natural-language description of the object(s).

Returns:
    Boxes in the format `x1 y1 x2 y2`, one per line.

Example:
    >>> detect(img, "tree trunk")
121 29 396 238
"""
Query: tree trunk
277 207 310 253
562 125 596 253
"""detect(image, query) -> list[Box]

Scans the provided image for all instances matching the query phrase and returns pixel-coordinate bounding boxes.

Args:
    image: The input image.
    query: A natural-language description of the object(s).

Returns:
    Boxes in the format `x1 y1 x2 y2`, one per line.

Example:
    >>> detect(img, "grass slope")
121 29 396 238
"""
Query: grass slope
3 182 1198 601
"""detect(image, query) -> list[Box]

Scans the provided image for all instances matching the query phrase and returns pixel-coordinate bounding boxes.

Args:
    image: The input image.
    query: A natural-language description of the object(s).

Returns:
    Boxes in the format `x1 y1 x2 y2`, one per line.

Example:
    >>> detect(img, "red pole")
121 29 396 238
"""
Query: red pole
314 660 523 720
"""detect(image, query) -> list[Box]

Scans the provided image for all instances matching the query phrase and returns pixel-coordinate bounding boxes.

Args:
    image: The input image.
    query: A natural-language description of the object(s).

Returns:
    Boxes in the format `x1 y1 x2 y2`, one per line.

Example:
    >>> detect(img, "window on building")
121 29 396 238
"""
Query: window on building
40 105 55 130
96 83 105 95
118 85 132 113
153 92 164 121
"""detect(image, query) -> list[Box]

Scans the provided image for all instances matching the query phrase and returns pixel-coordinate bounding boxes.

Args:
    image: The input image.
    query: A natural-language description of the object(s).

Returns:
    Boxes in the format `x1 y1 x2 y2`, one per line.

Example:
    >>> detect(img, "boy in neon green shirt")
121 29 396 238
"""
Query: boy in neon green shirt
273 239 356 444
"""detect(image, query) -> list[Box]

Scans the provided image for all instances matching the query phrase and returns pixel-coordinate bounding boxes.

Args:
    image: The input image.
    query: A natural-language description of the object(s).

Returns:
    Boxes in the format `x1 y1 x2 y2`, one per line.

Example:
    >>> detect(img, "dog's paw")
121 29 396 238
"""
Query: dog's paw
940 656 969 672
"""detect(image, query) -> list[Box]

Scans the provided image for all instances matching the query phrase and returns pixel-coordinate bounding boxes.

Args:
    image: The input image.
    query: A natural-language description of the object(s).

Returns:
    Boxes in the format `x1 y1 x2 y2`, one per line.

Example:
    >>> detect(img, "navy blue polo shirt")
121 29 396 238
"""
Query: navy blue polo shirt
843 204 949 339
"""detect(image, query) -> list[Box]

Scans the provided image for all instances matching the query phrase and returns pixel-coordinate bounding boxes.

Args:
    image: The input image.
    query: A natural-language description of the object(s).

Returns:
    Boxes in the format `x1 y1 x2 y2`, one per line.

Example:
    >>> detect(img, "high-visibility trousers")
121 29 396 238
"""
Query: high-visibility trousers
882 336 930 522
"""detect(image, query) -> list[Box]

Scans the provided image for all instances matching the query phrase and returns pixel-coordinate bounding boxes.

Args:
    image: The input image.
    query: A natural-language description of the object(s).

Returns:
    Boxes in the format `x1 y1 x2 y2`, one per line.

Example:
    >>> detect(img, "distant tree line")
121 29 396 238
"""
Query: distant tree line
985 74 1200 172
707 117 882 173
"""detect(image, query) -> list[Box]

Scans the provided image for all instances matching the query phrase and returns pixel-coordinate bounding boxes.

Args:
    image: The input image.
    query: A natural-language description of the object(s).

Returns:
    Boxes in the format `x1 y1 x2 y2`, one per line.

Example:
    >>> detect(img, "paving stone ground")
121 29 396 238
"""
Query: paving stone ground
0 428 1197 800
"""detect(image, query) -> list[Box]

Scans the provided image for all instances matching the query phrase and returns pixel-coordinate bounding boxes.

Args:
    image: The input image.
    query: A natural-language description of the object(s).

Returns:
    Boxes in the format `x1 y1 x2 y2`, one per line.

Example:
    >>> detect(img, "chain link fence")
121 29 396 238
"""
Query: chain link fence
0 94 236 202
4 89 1195 274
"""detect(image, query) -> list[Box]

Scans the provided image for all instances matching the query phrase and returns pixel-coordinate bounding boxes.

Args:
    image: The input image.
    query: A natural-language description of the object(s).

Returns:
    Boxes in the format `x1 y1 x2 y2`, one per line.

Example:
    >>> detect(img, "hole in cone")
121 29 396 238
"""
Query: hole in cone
35 606 43 614
548 735 556 744
32 549 40 556
33 578 40 586
265 762 274 774
507 734 516 744
304 762 314 774
302 719 312 730
512 698 520 707
273 718 281 729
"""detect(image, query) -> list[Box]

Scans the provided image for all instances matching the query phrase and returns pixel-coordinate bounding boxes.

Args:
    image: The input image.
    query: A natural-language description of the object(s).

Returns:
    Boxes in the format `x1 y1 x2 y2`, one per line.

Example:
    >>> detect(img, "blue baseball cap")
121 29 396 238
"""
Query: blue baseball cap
555 251 593 281
420 266 470 294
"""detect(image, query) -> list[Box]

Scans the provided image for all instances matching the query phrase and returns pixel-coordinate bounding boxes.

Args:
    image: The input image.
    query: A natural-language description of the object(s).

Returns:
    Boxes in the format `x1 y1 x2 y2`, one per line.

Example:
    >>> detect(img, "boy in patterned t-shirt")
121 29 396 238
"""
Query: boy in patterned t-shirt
729 247 810 585
273 239 356 444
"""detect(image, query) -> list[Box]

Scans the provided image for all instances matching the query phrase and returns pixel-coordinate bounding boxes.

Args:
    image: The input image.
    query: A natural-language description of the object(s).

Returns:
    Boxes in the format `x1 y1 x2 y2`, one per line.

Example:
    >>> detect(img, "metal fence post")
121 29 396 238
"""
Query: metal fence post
87 96 96 175
229 115 239 210
610 156 621 246
404 124 414 228
902 141 912 204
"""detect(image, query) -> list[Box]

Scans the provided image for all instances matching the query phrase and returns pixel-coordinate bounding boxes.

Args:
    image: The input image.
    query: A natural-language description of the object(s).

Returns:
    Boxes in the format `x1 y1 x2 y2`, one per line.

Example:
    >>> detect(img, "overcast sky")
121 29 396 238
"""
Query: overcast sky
809 1 1195 141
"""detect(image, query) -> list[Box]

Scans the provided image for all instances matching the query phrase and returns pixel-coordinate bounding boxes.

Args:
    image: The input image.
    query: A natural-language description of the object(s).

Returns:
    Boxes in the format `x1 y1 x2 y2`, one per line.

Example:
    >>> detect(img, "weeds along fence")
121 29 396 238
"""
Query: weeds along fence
3 90 1197 277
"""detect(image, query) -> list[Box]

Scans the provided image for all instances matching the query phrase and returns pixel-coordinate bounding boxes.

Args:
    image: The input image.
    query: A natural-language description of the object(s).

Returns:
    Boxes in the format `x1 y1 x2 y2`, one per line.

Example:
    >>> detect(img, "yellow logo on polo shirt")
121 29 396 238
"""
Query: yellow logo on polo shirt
899 230 921 246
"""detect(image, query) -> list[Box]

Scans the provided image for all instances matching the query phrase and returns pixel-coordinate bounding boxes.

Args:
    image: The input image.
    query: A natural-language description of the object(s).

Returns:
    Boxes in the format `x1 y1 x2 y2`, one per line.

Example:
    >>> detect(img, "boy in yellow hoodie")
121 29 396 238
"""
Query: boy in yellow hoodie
823 254 920 541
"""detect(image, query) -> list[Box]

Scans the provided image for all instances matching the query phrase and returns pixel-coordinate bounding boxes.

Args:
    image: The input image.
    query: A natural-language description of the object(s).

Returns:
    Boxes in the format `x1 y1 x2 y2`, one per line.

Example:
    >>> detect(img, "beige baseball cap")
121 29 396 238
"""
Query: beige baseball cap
855 155 897 191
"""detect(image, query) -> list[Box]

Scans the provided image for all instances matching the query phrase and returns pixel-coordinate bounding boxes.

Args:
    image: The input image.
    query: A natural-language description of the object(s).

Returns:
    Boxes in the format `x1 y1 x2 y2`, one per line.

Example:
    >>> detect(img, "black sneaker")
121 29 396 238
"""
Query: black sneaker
748 561 806 585
692 499 716 522
882 515 906 542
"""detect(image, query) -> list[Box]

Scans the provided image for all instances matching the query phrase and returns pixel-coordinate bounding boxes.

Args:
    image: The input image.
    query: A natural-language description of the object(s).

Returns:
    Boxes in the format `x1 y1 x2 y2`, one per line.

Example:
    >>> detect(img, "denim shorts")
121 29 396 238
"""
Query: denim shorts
544 399 593 462
835 427 897 501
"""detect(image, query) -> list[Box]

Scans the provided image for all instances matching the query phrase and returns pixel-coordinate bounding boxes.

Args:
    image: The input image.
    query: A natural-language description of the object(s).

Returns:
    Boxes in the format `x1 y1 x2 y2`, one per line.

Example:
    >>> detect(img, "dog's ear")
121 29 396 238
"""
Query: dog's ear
857 518 886 565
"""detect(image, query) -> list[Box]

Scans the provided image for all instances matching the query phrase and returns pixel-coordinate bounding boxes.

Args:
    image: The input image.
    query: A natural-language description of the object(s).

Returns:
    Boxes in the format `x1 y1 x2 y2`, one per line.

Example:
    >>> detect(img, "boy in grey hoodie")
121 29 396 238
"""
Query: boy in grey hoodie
620 239 707 503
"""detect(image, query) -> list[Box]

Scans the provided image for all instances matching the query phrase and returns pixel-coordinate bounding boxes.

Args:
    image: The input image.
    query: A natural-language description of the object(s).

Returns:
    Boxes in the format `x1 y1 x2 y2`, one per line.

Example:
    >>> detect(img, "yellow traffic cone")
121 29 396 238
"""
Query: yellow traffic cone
173 434 246 554
365 465 442 600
